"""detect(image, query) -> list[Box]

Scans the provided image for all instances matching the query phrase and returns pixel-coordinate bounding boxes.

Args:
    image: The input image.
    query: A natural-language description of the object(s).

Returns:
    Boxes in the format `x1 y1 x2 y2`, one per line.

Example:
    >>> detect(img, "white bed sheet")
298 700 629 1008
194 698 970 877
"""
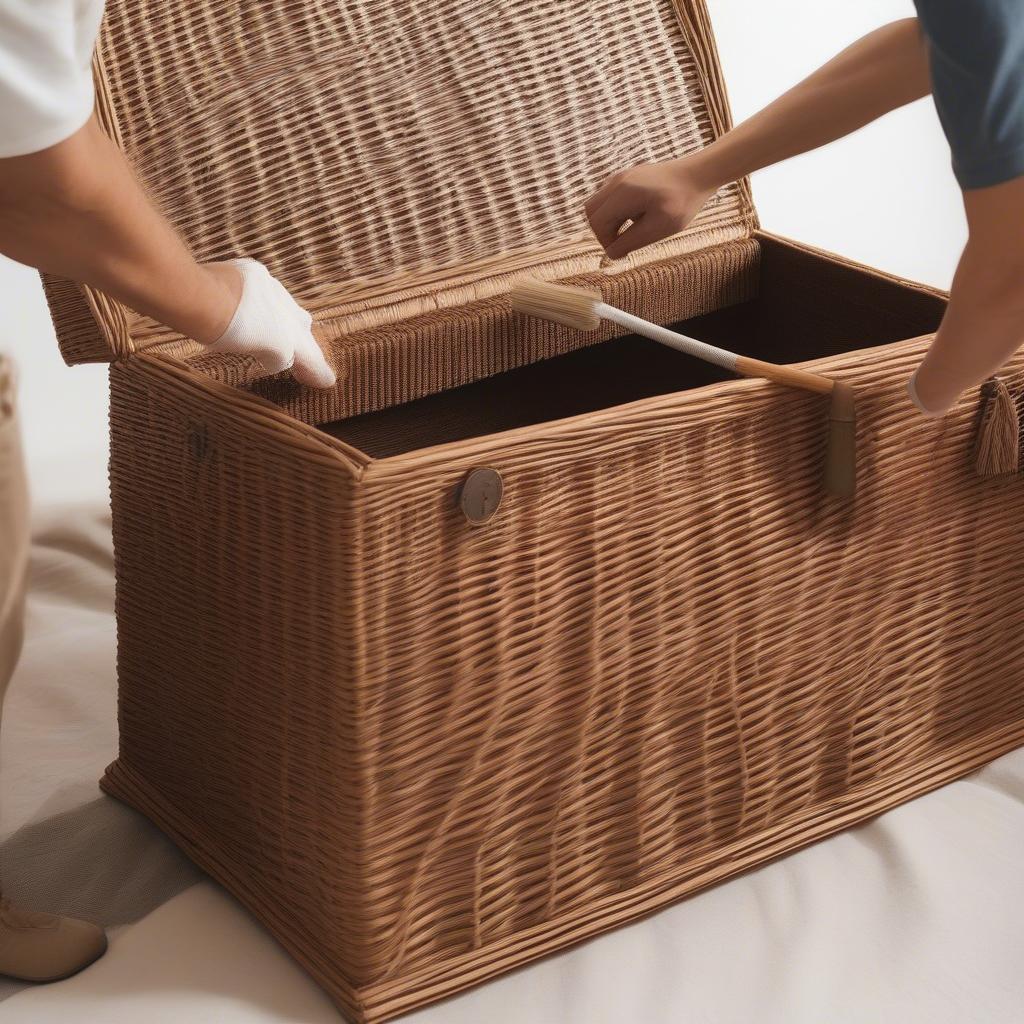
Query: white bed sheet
0 441 1022 1024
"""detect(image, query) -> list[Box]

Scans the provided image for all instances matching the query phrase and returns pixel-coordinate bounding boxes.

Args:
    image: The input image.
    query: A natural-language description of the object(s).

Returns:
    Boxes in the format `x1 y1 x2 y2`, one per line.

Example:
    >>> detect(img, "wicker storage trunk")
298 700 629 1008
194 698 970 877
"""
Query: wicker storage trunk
44 0 1024 1020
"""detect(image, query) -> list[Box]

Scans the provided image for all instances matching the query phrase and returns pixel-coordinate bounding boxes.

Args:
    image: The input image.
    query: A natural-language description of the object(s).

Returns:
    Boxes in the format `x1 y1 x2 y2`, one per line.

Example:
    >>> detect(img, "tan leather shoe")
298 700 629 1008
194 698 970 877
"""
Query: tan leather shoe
0 898 107 982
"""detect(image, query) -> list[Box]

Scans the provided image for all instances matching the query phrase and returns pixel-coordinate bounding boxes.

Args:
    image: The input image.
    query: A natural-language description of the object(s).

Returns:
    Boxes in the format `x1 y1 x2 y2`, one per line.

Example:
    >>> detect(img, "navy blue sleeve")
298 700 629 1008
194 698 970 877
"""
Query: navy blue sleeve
914 0 1024 189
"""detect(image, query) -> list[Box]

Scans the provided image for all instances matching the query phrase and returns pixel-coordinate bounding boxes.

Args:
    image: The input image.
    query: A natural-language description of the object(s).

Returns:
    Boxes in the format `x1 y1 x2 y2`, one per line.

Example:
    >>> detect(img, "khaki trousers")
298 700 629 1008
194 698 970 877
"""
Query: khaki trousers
0 355 29 720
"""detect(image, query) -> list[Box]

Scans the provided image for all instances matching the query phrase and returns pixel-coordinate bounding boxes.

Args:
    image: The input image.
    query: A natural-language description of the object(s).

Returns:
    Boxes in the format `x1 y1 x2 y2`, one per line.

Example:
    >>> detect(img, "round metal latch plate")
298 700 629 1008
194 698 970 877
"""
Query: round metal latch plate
458 468 503 525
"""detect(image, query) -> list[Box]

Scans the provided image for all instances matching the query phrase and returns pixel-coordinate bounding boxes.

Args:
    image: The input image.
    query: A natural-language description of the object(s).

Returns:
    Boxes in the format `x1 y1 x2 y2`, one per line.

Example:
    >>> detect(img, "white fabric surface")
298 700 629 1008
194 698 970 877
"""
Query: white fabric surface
0 436 1022 1024
0 0 103 157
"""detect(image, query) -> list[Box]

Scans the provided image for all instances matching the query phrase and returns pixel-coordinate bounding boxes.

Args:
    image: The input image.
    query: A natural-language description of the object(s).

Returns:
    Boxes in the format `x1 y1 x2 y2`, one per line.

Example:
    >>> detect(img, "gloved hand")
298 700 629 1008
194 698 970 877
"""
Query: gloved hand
203 258 336 389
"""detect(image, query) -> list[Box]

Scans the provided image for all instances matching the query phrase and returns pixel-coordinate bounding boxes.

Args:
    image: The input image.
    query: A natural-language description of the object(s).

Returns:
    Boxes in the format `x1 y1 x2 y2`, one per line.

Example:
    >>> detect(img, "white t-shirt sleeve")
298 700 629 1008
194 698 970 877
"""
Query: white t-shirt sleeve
0 0 106 157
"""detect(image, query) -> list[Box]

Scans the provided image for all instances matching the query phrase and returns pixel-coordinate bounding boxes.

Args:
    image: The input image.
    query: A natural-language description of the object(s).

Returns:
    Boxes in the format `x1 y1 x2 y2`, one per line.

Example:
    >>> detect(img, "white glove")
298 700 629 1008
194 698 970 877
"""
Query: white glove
205 258 336 389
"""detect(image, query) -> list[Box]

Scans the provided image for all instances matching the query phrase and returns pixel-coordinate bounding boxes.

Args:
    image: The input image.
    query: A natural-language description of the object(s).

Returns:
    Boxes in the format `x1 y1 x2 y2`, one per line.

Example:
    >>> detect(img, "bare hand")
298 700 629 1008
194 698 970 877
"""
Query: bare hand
584 157 717 260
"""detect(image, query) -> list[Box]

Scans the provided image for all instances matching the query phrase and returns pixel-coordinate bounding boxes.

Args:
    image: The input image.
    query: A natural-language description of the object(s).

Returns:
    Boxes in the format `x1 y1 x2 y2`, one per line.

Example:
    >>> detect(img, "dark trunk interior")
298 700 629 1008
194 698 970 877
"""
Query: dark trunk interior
320 238 946 459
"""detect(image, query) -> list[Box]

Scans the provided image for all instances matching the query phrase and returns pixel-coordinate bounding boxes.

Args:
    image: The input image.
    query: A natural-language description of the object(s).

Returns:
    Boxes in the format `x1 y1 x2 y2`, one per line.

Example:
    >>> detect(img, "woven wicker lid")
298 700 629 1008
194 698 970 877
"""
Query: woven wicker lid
45 0 757 366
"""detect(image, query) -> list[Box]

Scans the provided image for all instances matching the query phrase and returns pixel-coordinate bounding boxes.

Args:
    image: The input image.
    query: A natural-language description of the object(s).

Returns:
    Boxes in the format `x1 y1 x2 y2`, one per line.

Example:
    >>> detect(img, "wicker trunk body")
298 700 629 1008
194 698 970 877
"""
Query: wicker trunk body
42 1 1024 1021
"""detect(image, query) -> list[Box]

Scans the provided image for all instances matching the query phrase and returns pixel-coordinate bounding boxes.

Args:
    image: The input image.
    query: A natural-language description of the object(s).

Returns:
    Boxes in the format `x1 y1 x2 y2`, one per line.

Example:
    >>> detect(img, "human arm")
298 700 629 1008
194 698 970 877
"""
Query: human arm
0 116 334 386
584 19 931 259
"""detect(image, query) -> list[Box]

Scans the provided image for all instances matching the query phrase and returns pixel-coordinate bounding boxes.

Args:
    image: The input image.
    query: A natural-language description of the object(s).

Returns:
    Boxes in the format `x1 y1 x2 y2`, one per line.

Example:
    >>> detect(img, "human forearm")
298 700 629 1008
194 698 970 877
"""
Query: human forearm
0 116 238 344
911 270 1024 416
910 177 1024 415
691 19 931 191
0 115 335 386
587 19 932 259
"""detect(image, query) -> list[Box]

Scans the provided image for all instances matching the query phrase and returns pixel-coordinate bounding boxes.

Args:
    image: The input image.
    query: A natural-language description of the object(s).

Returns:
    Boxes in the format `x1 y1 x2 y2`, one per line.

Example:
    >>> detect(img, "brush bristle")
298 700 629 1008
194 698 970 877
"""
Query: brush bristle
510 278 602 331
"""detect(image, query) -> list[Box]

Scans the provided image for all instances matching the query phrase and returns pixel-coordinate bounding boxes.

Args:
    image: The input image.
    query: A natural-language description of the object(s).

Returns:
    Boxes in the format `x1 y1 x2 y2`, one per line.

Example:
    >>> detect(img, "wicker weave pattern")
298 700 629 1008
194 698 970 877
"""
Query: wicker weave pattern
99 238 1024 1021
43 0 1024 1018
350 345 1024 983
217 237 762 424
46 0 755 364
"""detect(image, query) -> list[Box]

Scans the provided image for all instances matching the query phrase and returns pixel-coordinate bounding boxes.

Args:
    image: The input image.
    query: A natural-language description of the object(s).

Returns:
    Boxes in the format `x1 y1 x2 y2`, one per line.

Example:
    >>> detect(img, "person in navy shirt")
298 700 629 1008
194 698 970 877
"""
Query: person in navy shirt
588 3 1024 417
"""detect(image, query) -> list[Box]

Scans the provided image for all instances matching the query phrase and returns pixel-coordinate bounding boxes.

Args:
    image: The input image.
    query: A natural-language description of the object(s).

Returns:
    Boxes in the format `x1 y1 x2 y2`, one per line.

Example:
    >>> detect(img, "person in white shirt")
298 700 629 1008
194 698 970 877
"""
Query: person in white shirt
0 0 336 984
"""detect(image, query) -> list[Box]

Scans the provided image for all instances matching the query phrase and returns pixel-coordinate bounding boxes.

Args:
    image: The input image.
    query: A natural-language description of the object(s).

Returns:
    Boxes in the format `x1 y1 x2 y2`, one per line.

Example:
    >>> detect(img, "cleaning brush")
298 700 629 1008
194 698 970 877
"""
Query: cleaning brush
511 278 856 497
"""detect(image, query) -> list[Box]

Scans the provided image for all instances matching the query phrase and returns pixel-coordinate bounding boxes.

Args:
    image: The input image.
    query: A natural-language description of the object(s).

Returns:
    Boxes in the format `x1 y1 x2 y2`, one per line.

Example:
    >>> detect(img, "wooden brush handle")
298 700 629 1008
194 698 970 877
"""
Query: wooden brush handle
735 356 835 395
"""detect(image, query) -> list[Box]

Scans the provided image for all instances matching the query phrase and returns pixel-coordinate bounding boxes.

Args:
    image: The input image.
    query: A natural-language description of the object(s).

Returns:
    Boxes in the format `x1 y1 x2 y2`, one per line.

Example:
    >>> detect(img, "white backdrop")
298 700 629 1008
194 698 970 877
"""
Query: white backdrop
1 0 964 494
